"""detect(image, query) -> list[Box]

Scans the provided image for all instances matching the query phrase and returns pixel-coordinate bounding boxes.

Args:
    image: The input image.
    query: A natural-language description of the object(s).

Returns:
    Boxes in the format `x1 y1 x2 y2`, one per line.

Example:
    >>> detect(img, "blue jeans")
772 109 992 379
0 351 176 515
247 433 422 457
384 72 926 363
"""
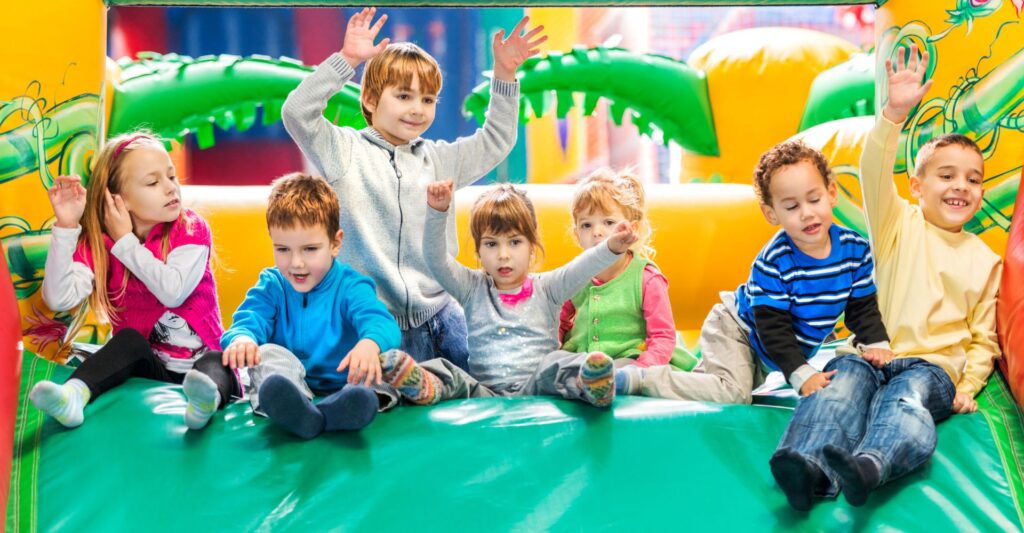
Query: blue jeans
775 355 955 497
399 300 470 371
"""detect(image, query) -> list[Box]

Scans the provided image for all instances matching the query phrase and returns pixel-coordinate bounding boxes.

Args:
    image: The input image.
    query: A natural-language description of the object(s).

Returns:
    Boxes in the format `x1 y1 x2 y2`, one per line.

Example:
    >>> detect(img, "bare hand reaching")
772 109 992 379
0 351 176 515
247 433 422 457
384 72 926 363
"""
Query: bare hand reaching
340 7 391 68
492 16 548 82
426 180 454 212
882 44 934 124
48 175 87 229
606 220 639 254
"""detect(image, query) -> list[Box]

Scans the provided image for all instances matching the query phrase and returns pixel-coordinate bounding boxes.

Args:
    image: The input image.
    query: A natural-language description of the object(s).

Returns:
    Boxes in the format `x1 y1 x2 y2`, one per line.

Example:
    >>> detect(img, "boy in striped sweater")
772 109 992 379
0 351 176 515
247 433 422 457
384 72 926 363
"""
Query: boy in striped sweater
617 142 891 406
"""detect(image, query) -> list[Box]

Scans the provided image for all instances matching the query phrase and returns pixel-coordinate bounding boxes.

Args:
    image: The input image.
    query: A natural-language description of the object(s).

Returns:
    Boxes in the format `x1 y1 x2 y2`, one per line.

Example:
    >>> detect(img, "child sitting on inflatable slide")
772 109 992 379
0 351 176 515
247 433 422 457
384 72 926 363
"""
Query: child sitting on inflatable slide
379 181 636 407
769 44 1002 511
29 132 241 432
221 173 401 440
612 140 891 405
280 7 546 371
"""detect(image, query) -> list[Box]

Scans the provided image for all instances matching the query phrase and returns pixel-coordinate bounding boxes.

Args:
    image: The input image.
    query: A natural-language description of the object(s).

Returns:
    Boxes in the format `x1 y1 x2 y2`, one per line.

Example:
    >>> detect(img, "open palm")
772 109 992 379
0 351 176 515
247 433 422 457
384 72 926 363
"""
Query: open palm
48 175 87 228
341 7 390 66
492 16 548 81
884 44 933 122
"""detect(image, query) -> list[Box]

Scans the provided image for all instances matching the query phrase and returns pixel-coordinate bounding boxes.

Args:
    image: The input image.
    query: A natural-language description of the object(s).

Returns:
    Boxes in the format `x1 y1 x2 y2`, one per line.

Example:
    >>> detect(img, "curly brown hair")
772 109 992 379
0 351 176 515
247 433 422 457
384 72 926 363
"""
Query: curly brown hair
752 140 832 205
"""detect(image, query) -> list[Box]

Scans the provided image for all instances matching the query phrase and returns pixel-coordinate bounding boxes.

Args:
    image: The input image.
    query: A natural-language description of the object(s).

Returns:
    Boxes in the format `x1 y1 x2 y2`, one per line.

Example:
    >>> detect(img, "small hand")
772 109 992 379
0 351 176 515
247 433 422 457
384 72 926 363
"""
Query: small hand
48 175 87 229
492 16 548 82
799 370 837 396
340 7 390 68
103 189 133 241
861 347 895 369
337 339 383 386
223 340 260 369
952 392 978 414
426 180 454 212
882 44 934 123
606 220 639 254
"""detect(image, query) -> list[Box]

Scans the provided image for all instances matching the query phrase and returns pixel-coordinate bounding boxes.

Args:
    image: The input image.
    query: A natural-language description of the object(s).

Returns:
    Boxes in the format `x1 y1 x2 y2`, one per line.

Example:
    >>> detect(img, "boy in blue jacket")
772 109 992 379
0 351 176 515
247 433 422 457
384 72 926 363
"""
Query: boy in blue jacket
221 173 401 439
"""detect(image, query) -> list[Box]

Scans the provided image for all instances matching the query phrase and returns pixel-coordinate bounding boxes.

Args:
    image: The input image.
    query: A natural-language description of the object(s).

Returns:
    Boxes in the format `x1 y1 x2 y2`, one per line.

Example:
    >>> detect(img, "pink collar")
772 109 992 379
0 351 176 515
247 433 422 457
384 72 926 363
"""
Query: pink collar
498 277 534 307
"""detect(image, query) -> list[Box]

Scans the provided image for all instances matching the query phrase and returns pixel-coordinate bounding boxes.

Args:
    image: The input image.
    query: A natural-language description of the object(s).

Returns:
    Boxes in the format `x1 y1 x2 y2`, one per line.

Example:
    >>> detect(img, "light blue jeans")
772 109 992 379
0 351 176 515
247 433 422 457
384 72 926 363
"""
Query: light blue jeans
399 300 470 371
775 354 955 497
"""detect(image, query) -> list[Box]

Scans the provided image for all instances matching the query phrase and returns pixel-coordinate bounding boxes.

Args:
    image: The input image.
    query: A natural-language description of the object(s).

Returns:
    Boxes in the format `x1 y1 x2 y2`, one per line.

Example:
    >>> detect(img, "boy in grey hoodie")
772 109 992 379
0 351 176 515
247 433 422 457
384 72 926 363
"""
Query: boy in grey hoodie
282 7 547 370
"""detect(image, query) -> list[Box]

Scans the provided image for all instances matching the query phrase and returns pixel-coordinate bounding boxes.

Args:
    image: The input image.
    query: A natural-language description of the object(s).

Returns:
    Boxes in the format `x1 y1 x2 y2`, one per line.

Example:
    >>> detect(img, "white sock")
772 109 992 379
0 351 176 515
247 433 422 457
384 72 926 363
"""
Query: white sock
29 378 91 428
183 370 221 430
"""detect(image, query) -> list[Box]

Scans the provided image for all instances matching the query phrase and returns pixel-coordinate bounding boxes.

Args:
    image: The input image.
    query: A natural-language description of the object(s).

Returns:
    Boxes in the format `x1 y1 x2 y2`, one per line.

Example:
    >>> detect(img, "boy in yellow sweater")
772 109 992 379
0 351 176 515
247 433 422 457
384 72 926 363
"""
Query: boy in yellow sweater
769 45 1002 511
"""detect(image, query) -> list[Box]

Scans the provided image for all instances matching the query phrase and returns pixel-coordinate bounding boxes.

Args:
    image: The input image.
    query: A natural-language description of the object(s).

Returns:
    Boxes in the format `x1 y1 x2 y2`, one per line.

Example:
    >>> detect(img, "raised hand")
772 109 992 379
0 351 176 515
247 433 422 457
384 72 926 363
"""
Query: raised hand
103 189 134 241
606 220 639 254
340 7 391 68
48 175 87 229
883 44 934 123
426 180 454 212
492 16 548 82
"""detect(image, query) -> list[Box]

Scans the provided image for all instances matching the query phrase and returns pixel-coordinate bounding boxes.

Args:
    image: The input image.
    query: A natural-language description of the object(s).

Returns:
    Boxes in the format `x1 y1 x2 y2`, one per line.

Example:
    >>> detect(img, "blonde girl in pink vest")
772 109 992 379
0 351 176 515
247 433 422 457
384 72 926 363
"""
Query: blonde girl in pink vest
29 131 239 431
559 169 685 394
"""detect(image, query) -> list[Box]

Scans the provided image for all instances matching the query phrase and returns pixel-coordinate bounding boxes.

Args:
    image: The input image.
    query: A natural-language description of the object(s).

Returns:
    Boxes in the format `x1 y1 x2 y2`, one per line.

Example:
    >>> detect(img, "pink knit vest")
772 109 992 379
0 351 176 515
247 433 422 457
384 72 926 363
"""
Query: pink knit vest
73 209 223 352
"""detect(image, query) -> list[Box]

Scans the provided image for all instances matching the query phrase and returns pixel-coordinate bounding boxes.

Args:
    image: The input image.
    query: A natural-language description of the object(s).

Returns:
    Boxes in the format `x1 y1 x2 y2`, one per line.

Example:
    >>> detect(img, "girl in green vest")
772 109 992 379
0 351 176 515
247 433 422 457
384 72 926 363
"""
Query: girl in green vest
560 169 695 395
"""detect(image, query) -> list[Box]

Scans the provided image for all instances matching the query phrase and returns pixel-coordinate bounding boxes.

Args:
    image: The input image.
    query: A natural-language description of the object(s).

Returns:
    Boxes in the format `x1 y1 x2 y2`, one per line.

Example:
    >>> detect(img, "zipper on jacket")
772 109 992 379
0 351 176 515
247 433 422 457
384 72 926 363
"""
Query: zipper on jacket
389 150 413 322
303 293 308 309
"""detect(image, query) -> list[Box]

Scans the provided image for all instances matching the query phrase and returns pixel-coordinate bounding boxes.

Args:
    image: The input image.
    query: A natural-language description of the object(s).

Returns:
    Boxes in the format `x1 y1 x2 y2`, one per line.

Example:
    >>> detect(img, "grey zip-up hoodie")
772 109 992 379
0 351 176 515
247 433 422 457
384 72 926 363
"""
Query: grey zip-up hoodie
282 53 520 329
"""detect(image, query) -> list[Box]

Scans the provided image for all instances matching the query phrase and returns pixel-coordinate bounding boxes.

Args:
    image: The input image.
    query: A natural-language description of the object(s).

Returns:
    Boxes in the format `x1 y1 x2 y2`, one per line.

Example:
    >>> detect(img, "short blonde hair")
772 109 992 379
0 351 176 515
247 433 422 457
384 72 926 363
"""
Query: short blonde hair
470 184 544 259
571 168 654 259
361 43 442 124
266 173 340 238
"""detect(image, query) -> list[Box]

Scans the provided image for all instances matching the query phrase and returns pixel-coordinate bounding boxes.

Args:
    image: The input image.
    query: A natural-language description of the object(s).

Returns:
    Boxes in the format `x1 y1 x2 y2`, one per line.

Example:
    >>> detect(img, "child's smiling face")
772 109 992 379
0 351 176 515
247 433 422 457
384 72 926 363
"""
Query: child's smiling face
910 144 984 233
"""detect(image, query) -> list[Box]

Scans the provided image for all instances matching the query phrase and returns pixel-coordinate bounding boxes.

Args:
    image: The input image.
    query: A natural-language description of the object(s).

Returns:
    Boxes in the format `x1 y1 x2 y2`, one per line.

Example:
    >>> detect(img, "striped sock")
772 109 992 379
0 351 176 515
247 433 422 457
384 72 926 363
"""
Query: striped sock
379 350 442 405
183 370 221 430
578 352 615 407
29 378 91 428
615 365 645 396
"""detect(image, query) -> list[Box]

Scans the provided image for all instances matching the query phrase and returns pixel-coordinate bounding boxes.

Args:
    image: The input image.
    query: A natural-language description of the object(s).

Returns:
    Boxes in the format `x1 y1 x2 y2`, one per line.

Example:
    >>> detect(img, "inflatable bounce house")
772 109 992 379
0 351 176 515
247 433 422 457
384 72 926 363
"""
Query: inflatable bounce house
1 0 1022 529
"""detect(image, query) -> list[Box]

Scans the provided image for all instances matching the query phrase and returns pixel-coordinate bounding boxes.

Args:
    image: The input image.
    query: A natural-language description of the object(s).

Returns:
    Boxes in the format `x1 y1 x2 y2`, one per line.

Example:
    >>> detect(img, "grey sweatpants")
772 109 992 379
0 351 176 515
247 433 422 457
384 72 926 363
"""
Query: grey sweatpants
418 349 598 402
635 292 766 404
248 343 399 415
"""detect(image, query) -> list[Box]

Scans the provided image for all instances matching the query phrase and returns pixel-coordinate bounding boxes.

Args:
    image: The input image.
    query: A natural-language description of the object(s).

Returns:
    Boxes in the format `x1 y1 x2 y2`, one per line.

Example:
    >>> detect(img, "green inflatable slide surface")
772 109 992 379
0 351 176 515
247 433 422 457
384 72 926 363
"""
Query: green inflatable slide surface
7 352 1024 531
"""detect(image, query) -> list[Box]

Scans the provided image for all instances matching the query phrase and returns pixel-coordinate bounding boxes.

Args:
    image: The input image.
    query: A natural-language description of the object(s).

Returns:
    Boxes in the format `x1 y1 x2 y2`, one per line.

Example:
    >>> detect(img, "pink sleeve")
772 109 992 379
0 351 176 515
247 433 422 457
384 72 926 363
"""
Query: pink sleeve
634 265 676 368
558 300 576 344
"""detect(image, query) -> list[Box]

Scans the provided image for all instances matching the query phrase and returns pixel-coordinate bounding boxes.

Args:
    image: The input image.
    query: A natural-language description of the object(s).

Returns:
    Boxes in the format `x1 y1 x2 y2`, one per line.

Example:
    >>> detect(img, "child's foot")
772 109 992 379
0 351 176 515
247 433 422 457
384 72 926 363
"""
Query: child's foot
29 379 91 428
769 448 827 512
823 444 880 507
578 352 615 407
259 375 324 439
615 365 644 396
379 350 441 405
319 385 379 431
183 370 221 430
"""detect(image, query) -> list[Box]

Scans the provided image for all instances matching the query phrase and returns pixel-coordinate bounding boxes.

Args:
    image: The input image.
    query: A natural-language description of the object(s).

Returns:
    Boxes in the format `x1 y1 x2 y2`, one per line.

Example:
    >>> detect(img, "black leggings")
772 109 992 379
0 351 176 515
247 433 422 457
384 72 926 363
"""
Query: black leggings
69 328 239 406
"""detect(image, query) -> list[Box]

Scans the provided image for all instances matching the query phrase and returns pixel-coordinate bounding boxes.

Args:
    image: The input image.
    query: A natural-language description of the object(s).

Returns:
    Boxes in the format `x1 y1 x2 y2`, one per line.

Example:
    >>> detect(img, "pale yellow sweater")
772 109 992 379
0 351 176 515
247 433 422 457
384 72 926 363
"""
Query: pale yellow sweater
859 117 1002 397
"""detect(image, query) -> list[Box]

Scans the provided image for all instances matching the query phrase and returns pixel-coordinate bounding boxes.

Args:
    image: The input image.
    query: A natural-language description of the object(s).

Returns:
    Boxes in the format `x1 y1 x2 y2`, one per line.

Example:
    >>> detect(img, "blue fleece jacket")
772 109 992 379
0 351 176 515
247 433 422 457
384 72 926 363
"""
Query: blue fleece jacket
222 259 401 391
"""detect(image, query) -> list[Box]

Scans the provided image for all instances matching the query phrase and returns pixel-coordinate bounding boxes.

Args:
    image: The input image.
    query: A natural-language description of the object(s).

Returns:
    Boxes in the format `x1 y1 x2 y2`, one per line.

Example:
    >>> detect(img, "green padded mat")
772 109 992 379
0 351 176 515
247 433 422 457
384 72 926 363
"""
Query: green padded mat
8 353 1024 531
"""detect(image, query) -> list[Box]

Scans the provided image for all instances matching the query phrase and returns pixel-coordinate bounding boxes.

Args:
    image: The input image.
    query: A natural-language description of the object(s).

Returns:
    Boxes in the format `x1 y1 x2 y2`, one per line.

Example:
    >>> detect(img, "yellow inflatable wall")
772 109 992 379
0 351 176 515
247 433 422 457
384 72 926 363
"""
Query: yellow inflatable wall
0 0 107 361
